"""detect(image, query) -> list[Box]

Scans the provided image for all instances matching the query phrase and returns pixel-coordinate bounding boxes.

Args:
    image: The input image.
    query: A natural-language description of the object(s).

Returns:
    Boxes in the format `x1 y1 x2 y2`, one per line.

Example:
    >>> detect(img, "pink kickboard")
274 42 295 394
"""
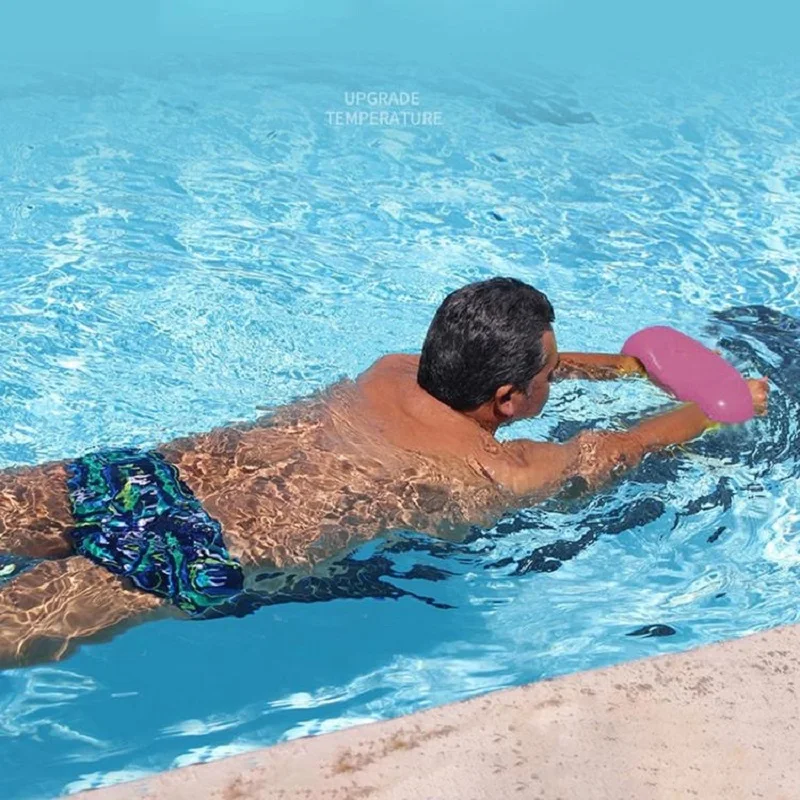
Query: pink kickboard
622 326 754 423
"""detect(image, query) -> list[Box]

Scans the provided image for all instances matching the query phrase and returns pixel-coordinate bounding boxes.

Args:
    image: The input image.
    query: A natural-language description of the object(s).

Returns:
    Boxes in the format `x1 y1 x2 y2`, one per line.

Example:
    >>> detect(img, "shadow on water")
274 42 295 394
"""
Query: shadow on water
495 98 598 128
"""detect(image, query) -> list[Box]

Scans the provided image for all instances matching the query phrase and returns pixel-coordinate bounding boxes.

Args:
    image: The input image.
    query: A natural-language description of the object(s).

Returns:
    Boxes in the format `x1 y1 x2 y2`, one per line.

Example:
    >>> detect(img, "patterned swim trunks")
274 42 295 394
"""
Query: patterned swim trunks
66 448 245 618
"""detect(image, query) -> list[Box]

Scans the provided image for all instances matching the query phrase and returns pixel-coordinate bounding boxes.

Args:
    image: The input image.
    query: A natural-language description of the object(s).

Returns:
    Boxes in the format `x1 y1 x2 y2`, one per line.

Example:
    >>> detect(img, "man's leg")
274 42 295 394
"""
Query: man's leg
0 461 75 559
0 557 164 668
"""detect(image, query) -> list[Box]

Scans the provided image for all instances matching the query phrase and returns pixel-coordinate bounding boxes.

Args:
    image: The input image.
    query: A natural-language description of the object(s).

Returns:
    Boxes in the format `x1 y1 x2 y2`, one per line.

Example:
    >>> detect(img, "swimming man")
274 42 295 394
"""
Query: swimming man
0 278 768 666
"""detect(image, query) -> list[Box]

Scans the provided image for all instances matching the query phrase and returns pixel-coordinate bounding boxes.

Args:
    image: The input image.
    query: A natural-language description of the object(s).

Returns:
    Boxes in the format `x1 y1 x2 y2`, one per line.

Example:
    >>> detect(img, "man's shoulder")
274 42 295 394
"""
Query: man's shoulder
485 438 578 496
496 438 569 467
371 352 420 371
358 353 419 384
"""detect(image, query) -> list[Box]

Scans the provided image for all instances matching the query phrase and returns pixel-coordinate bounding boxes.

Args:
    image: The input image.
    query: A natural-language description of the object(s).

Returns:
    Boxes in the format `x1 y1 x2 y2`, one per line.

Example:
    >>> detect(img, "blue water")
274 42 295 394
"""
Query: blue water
1 2 800 797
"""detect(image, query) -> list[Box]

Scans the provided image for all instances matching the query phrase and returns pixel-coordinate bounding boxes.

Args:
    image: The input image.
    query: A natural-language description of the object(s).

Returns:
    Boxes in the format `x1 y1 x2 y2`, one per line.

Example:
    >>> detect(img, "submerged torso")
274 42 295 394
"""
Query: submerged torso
157 355 510 570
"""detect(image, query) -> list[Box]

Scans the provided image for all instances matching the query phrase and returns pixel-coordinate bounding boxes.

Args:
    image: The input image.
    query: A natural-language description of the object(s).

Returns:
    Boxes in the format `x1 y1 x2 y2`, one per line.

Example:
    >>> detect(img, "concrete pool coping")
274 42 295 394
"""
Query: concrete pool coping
73 624 800 800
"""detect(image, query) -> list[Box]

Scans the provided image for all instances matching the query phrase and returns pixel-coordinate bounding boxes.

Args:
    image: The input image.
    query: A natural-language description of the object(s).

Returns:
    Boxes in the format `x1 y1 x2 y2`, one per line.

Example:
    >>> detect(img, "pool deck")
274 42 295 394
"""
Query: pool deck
74 624 800 800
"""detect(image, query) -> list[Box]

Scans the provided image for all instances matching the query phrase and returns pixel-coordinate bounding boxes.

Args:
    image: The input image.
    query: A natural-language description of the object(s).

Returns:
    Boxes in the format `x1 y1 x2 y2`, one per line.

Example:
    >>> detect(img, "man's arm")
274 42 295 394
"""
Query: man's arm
495 378 768 498
495 402 712 497
554 353 645 381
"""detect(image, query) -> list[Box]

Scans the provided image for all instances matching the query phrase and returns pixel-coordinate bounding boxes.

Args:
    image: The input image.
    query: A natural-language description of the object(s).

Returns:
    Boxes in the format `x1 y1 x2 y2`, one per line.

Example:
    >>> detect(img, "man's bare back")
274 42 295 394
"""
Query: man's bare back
0 278 768 666
158 354 511 566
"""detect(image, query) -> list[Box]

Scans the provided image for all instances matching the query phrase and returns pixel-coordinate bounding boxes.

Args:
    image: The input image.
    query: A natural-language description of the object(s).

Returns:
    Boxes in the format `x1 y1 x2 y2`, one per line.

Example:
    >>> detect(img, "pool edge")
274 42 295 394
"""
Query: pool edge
70 624 800 799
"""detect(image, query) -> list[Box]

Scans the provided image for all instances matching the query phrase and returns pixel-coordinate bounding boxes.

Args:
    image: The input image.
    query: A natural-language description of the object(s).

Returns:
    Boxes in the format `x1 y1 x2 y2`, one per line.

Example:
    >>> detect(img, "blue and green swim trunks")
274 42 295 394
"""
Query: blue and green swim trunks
66 448 245 618
64 448 450 619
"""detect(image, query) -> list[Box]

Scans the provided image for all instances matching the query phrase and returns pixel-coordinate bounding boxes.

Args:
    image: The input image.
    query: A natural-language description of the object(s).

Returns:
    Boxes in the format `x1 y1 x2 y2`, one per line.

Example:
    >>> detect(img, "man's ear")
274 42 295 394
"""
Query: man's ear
493 383 517 420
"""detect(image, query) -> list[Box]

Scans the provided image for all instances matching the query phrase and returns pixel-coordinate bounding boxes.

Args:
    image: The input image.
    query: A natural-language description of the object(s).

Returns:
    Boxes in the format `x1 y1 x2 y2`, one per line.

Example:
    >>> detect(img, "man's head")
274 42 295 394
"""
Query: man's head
417 277 558 429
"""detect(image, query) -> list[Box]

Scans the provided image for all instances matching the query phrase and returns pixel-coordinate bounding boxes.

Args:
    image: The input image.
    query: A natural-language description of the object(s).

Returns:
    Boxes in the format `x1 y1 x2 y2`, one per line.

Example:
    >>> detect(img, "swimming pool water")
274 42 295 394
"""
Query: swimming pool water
1 33 799 800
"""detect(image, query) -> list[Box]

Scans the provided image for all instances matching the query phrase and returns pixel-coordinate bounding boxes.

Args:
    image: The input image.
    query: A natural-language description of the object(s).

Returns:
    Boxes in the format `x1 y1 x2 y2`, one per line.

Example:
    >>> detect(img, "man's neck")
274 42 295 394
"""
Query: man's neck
461 407 501 436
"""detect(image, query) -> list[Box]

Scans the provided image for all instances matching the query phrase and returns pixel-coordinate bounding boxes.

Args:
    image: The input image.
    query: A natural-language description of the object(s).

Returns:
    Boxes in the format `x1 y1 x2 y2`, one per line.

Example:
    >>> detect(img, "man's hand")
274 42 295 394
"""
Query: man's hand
747 378 769 416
